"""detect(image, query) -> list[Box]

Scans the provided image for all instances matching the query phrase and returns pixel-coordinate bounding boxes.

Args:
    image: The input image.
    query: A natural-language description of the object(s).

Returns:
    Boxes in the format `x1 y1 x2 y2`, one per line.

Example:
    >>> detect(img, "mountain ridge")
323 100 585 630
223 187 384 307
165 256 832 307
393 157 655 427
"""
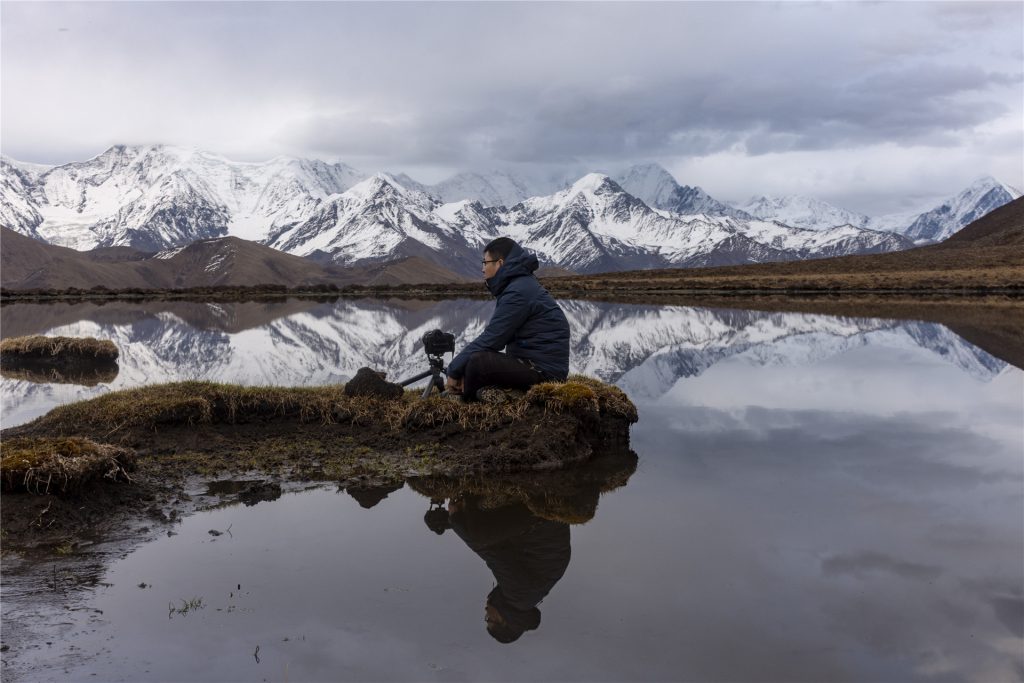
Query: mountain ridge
1 146 1016 277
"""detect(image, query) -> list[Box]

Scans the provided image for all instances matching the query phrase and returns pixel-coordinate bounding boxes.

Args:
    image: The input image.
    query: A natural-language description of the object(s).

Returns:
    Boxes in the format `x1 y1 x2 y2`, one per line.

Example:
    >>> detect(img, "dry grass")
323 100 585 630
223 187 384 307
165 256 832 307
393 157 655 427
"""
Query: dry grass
0 335 119 361
1 436 136 494
22 377 638 438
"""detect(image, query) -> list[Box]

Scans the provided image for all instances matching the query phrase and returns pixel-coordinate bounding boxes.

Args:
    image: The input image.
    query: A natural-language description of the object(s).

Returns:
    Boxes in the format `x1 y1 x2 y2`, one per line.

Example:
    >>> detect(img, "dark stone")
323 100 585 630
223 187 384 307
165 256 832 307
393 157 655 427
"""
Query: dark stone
238 481 282 507
344 367 403 399
346 483 404 509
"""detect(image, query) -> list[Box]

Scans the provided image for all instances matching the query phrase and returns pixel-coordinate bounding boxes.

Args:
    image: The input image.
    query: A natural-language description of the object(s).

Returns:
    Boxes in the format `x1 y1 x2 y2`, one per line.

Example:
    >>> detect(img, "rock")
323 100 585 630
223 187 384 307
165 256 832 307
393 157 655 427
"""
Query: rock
238 481 282 506
343 367 404 399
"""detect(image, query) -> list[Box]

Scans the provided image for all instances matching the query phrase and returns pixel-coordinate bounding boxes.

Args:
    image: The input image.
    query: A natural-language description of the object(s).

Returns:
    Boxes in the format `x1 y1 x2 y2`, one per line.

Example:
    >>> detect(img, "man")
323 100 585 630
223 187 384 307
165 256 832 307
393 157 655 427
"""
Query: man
445 237 570 401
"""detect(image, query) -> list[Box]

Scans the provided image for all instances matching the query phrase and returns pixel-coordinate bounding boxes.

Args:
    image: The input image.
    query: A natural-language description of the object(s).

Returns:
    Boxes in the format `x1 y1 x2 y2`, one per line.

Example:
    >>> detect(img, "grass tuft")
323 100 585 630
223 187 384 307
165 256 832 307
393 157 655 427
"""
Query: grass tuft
1 436 136 494
0 335 119 361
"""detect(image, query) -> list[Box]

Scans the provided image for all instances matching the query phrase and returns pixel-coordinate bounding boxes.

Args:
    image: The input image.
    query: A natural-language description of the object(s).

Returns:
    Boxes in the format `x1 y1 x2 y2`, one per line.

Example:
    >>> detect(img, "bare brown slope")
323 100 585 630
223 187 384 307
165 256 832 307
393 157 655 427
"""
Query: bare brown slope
160 237 339 288
1 229 465 290
1 227 159 289
351 256 470 286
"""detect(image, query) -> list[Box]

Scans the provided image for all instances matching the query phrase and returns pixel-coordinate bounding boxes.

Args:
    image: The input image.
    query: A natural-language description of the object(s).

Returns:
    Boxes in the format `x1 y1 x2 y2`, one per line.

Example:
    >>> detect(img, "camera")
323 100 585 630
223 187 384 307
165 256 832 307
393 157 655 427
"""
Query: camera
421 329 455 357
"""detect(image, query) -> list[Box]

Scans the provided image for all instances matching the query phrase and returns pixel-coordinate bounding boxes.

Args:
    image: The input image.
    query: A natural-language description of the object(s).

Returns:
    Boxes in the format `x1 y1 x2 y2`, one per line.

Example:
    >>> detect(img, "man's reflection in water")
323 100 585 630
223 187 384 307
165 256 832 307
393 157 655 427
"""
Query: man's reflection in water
429 496 571 643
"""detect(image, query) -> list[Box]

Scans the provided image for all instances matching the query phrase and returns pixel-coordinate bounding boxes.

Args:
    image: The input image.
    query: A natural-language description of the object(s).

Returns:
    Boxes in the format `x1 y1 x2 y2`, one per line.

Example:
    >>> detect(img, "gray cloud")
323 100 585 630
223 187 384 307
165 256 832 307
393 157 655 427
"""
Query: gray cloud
1 1 1021 213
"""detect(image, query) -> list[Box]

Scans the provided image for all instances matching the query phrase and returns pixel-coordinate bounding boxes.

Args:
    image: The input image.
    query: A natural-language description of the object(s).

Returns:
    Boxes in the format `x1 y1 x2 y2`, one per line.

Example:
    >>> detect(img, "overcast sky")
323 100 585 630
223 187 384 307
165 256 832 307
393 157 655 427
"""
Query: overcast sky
2 1 1021 214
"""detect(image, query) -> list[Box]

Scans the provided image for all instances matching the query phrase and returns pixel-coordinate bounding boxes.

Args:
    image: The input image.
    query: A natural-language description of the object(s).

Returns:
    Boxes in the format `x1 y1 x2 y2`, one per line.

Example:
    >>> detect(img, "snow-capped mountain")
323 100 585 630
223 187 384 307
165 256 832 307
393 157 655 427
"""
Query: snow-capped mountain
267 173 490 275
4 145 366 251
494 174 911 272
899 176 1022 243
0 158 44 240
615 163 751 220
393 168 577 208
740 194 876 231
738 176 1021 241
1 146 1014 277
1 299 1007 427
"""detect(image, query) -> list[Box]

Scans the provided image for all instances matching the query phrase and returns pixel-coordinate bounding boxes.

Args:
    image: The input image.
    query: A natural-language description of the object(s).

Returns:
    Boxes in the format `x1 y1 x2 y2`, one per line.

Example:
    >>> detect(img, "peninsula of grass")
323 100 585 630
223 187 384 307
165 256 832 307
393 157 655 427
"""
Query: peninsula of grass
3 376 637 483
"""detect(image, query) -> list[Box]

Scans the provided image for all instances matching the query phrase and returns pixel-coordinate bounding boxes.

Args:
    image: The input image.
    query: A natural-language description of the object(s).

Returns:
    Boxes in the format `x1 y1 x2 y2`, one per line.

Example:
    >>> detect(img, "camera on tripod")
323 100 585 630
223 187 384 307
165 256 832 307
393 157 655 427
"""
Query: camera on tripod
421 329 455 358
398 329 457 399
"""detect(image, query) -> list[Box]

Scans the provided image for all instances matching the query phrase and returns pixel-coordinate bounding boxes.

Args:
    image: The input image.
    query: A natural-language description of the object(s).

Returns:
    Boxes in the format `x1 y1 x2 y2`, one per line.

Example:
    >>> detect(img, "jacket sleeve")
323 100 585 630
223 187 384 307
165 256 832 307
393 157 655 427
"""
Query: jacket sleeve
446 288 532 379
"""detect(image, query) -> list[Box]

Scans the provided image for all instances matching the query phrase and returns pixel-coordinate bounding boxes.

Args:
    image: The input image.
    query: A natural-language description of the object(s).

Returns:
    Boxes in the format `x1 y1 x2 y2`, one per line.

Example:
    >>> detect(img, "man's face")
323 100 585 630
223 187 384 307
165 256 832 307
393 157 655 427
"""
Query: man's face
481 251 504 280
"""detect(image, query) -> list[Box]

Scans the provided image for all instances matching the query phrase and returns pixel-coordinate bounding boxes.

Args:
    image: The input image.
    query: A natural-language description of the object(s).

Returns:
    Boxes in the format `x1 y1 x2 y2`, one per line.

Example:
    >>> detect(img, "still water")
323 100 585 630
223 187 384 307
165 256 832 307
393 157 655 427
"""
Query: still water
1 298 1022 681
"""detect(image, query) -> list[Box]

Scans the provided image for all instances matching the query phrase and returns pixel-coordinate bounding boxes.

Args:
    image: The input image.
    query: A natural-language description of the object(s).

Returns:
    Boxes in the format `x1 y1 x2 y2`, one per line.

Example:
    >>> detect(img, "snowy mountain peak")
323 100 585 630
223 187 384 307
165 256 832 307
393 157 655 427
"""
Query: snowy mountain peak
616 163 680 207
967 175 1022 200
900 175 1023 243
740 194 872 232
615 163 750 220
569 172 618 196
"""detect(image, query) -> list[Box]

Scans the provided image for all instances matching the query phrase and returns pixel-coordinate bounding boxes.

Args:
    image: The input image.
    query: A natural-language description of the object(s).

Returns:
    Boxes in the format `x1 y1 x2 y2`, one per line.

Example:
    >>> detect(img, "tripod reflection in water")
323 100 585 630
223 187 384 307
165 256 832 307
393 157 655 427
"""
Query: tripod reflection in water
411 450 638 643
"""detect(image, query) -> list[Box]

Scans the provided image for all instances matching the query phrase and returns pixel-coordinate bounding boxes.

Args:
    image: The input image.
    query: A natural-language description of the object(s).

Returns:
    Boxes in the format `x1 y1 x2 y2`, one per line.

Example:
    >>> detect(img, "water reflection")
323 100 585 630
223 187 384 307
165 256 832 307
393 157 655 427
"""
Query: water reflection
0 453 639 682
0 361 118 386
0 299 1020 681
0 298 1010 427
448 497 569 644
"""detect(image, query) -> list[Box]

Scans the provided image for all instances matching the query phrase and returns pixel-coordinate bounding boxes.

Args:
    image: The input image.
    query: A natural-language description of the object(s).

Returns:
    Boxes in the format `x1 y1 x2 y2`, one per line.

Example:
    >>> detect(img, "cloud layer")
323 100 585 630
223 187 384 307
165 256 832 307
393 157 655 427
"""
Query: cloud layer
2 2 1021 214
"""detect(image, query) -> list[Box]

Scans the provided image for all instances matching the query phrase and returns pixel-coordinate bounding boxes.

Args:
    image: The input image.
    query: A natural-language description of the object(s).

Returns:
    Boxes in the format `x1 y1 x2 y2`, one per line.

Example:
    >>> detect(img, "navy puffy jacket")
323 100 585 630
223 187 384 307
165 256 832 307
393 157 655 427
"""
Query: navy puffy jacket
447 245 570 381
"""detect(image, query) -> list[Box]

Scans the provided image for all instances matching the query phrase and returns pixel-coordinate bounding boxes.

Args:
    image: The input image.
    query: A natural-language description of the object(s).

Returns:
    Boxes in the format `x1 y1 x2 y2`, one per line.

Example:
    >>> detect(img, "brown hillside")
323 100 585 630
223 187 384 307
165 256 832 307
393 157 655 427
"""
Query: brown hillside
350 256 470 286
1 228 157 290
0 229 464 290
161 237 337 288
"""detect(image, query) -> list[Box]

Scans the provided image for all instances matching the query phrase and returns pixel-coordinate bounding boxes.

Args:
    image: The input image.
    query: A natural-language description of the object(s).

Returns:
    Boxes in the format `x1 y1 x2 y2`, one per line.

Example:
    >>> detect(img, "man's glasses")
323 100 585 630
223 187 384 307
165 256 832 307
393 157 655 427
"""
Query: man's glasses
481 259 502 266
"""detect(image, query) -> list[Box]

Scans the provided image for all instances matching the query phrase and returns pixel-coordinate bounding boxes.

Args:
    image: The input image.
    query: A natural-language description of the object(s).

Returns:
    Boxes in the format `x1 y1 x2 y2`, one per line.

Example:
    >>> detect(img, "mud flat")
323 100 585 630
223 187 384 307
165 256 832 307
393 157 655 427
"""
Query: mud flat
0 377 637 550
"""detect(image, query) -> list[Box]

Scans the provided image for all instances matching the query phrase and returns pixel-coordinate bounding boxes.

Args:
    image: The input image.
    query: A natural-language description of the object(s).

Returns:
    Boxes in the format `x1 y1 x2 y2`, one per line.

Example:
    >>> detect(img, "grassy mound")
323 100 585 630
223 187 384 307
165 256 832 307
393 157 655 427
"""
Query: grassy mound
21 377 637 438
1 437 136 494
0 335 119 362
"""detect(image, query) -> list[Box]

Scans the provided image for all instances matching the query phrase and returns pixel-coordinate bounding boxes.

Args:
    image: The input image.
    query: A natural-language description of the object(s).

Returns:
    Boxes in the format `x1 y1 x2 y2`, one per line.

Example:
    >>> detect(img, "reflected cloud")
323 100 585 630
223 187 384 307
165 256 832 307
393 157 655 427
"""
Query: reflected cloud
822 551 943 582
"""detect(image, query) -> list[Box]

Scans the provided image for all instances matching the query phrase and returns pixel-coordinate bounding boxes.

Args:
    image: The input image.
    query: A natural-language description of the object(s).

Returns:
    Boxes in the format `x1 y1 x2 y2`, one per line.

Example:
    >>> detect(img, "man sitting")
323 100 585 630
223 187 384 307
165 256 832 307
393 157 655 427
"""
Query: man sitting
445 237 570 401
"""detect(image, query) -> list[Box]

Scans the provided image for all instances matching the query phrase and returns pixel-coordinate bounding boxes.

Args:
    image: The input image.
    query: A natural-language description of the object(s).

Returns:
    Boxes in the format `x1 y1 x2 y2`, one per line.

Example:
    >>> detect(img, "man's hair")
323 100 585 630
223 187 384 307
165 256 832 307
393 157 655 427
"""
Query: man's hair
483 237 517 260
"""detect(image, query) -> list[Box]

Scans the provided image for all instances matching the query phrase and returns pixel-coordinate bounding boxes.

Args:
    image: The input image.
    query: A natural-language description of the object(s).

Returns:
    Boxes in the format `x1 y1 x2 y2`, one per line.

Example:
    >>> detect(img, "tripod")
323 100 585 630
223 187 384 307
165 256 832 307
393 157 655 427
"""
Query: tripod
398 353 449 399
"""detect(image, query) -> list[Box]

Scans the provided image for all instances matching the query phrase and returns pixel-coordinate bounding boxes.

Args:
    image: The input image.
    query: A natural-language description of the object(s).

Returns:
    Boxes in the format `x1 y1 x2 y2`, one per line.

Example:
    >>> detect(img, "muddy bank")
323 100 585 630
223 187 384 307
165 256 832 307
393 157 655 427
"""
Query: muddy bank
0 377 637 549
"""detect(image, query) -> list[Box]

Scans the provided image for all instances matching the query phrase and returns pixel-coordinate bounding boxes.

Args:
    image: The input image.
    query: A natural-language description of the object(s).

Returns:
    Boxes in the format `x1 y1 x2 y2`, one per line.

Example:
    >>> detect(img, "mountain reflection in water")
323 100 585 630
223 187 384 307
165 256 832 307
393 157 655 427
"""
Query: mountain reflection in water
0 298 1010 427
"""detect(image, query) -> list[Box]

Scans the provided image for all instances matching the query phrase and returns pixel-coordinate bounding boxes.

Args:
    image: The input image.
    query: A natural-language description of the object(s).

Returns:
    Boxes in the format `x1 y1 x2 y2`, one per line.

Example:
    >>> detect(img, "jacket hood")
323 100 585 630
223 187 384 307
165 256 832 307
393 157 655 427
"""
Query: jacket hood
486 244 539 297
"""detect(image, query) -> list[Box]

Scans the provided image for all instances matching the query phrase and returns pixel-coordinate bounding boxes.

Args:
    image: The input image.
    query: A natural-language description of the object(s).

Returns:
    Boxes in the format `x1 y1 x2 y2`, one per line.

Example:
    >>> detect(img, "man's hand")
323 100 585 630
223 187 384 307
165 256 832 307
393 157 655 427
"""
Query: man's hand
445 376 464 394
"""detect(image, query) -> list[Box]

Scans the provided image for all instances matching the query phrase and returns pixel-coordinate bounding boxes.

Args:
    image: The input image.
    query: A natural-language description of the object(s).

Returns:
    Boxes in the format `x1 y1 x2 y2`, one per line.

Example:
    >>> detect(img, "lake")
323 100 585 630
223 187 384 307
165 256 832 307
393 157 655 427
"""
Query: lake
1 298 1022 682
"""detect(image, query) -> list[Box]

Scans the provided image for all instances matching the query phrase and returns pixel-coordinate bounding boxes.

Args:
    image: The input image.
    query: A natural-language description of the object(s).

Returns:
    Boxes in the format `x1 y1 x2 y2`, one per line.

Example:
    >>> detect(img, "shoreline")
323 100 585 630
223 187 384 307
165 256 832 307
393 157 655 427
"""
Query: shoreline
2 284 1021 304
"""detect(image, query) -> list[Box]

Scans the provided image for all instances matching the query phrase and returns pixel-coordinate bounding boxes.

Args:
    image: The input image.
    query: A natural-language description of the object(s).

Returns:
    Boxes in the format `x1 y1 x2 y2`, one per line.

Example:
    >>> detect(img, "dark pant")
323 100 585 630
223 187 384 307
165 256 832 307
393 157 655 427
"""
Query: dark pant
461 351 545 401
